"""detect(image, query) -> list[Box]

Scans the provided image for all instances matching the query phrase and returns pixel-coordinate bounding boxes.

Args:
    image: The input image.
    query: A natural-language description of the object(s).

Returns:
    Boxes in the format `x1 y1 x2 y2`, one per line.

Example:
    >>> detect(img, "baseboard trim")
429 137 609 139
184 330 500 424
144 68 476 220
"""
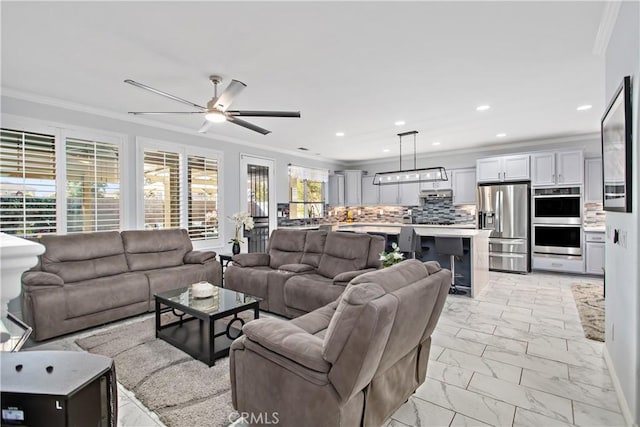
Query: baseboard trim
603 345 637 426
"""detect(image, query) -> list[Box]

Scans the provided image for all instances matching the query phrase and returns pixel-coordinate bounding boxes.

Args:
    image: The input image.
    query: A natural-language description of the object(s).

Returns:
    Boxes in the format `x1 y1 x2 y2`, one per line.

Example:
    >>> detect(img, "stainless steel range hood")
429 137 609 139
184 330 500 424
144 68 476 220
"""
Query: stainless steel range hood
419 189 453 200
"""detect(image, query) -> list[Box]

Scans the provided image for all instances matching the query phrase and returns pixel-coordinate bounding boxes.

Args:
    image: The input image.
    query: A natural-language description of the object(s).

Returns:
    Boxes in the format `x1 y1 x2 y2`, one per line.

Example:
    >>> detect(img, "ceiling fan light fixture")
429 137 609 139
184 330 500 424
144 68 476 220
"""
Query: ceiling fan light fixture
205 111 227 123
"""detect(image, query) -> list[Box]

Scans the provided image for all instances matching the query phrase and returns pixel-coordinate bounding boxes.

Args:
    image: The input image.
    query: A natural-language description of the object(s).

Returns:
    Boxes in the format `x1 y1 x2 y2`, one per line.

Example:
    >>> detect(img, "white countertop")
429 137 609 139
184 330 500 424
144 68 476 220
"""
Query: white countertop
337 223 490 237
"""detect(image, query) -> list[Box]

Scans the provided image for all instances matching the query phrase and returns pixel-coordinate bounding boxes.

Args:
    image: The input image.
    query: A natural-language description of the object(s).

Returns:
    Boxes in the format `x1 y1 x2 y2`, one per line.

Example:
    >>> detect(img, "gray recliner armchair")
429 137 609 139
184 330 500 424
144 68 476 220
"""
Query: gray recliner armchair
230 259 451 427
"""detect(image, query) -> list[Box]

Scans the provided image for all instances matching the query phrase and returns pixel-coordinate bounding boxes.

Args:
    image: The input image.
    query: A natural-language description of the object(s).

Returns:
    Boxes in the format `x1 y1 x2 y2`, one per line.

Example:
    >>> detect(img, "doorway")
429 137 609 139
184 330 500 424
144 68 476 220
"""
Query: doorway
239 154 276 252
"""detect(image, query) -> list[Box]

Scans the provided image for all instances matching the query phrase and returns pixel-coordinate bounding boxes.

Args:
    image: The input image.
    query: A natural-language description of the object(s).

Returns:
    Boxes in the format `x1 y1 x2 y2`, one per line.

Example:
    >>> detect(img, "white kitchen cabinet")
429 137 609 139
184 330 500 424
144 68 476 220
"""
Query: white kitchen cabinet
379 183 399 205
328 174 345 206
361 175 379 205
585 158 603 203
420 169 452 190
452 168 477 205
399 182 420 205
343 170 363 206
531 150 583 187
584 231 605 275
477 155 530 183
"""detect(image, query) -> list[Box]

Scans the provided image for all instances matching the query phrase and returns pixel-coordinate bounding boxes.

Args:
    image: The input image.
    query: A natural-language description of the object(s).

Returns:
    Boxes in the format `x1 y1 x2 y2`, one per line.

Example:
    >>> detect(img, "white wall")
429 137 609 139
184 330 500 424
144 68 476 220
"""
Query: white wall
603 2 640 425
0 96 345 251
349 134 601 174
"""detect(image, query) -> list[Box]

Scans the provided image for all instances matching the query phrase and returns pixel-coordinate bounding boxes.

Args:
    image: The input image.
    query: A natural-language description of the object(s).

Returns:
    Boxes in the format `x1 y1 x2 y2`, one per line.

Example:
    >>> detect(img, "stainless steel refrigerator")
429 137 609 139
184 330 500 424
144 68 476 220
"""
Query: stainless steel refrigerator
477 182 531 273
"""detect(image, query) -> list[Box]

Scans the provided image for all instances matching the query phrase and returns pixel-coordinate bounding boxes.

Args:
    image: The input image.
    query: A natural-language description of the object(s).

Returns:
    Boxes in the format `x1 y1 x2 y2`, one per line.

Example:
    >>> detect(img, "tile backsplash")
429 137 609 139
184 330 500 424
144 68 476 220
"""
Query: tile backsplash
584 202 606 227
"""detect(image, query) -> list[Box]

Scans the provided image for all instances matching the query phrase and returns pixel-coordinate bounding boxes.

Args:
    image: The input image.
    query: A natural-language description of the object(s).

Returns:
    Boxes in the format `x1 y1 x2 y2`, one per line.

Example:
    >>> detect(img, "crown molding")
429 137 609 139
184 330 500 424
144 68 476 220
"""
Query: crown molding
341 132 601 167
593 1 622 56
0 87 335 164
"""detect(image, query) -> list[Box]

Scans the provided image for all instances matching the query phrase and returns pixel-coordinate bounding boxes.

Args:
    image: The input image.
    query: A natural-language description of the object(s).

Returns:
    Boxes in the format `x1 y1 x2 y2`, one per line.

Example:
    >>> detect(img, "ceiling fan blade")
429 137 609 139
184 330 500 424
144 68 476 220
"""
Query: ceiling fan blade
198 121 214 134
214 79 247 111
128 111 204 115
228 117 271 135
227 110 301 118
124 79 206 110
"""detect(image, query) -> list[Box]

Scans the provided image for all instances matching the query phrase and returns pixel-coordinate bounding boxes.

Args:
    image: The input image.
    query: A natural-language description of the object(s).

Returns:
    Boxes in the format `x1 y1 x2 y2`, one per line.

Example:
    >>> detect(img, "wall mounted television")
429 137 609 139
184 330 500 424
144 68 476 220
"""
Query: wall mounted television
601 75 632 212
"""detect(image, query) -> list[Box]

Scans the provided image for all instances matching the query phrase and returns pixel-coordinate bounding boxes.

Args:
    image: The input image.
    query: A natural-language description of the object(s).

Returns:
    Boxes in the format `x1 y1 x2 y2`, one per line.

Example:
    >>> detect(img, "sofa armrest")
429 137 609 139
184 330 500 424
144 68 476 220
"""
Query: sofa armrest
232 253 270 267
424 261 441 274
184 250 217 264
243 318 330 373
22 271 64 288
278 263 315 273
333 268 377 286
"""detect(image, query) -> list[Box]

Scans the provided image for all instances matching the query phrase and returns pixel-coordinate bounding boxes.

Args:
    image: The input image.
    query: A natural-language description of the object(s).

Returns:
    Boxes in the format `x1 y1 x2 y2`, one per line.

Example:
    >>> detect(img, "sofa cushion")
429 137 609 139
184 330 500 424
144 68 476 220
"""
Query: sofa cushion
284 274 345 314
290 301 337 336
300 230 328 268
64 272 149 319
121 229 192 271
267 229 307 269
39 231 129 283
322 282 386 363
143 264 214 297
317 233 371 278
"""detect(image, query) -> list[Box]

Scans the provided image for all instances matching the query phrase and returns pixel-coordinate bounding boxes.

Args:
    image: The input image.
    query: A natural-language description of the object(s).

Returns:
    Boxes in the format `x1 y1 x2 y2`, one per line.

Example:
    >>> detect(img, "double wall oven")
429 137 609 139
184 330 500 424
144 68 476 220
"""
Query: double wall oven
532 187 582 257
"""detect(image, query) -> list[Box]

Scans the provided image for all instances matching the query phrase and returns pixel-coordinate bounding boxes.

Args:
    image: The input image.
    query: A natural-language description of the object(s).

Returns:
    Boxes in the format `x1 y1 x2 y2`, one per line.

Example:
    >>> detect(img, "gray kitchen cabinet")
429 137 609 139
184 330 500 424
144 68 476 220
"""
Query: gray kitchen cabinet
452 168 477 205
343 170 363 206
531 150 583 187
361 175 379 205
477 154 530 183
585 231 605 275
379 183 399 205
328 174 345 206
585 158 603 203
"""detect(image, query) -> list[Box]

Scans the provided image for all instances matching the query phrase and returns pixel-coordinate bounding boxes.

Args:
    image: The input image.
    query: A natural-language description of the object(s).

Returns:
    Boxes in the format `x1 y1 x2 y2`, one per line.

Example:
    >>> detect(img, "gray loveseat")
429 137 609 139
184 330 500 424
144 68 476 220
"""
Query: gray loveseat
21 229 222 341
230 259 451 426
225 229 385 318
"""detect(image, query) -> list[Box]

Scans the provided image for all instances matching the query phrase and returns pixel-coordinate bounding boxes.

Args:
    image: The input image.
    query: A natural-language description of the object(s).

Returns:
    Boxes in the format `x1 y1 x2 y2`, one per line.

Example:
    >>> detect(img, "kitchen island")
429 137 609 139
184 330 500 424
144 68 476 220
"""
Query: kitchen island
336 223 491 297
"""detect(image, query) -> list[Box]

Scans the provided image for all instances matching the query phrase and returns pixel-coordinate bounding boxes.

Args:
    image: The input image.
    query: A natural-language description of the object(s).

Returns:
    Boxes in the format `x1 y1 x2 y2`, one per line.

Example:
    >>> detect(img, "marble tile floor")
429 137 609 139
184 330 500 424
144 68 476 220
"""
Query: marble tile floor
30 271 623 427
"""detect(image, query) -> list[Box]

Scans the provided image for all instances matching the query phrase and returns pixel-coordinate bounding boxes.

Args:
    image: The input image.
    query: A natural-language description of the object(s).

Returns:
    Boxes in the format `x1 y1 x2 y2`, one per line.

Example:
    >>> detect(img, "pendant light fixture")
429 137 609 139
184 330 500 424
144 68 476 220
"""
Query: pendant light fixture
373 131 448 185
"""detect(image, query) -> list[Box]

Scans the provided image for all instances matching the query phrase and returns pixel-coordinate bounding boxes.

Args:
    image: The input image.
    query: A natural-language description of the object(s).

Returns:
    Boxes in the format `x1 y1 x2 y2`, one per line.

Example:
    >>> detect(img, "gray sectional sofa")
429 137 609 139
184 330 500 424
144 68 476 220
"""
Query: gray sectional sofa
225 229 385 317
21 229 222 341
230 259 451 426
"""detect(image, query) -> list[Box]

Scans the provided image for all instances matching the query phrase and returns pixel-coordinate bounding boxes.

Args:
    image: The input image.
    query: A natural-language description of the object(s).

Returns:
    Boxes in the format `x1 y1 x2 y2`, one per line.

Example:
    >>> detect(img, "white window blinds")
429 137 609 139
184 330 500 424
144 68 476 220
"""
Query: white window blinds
143 149 181 229
0 128 57 236
187 155 219 240
66 137 120 232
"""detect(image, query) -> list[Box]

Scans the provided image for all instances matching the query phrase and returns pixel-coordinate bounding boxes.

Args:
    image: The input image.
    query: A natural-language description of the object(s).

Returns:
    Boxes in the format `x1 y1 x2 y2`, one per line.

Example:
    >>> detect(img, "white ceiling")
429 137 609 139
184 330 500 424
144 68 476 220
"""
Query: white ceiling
1 1 606 163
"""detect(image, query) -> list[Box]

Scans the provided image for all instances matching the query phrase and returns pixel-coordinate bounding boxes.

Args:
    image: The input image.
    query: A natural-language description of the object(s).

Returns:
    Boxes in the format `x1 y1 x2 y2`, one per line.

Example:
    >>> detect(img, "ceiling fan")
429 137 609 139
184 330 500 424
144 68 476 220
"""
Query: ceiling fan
124 75 301 135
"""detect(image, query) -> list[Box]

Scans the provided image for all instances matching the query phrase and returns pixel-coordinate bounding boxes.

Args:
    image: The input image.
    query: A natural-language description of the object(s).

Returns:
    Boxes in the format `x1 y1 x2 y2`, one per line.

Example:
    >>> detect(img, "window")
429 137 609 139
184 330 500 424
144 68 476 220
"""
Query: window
0 129 57 235
288 165 328 219
187 155 219 240
143 149 181 230
139 139 223 245
66 137 120 232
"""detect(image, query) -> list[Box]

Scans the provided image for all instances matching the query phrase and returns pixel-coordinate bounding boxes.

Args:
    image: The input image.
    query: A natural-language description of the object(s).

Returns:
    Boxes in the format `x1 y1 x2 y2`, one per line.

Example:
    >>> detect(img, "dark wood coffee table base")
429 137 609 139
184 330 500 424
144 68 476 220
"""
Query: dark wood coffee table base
155 295 259 366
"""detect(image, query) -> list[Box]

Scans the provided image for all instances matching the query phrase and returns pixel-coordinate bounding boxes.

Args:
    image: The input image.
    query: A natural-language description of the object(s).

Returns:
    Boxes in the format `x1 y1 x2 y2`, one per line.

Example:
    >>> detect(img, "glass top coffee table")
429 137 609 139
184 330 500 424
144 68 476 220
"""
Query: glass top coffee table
154 286 261 366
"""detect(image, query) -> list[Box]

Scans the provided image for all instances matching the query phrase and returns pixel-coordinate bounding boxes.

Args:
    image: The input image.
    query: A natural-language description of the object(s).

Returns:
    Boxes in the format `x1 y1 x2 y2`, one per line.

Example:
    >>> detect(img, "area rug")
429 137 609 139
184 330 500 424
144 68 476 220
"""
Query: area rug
76 316 242 427
571 283 605 342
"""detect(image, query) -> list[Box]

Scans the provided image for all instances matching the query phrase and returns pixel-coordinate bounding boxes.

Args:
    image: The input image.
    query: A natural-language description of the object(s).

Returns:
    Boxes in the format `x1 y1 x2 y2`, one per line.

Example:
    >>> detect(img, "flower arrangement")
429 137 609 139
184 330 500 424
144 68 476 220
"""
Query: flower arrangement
228 211 255 244
379 242 404 268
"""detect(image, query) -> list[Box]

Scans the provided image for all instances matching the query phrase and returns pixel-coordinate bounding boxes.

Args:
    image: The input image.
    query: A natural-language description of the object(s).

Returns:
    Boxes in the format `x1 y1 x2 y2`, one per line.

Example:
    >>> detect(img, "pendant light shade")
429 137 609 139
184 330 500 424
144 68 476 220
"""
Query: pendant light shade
373 131 448 185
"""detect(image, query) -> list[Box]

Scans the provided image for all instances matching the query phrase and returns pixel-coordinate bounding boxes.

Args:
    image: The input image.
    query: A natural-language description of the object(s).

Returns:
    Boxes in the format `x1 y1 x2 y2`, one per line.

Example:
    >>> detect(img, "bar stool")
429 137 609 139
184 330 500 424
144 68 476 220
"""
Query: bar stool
435 236 467 295
399 226 420 259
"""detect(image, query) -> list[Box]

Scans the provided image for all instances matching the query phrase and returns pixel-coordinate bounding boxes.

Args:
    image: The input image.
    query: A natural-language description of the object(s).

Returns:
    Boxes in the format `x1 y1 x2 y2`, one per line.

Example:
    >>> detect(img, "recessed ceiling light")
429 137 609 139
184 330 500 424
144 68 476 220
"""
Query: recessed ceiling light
476 105 491 111
394 120 406 126
496 133 507 138
383 149 390 153
432 142 441 146
576 105 592 111
335 132 345 137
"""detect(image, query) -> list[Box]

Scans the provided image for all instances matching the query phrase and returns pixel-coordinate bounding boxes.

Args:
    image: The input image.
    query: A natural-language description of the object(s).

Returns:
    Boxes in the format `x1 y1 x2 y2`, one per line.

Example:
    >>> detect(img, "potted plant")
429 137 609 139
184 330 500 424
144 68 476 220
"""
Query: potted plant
228 211 255 255
379 242 404 268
